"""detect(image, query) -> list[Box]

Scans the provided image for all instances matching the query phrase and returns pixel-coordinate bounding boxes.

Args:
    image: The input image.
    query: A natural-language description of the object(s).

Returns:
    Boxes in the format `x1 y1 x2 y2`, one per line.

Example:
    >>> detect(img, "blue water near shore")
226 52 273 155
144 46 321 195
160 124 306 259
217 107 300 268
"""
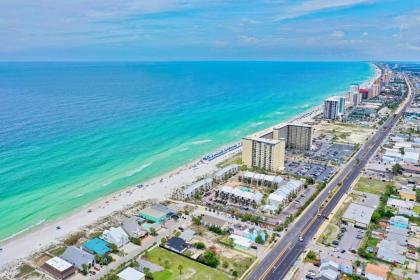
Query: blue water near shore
0 61 374 240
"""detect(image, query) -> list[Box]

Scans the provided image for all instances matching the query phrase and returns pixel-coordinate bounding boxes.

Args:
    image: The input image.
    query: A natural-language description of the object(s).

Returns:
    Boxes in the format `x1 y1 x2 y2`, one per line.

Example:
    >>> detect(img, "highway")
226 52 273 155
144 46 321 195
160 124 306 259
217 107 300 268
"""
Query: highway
247 74 414 280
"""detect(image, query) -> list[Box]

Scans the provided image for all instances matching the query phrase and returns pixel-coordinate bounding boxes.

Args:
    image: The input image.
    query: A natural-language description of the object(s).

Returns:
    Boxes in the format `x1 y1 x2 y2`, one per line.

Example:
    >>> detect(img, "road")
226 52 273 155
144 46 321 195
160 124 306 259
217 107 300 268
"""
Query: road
247 74 414 280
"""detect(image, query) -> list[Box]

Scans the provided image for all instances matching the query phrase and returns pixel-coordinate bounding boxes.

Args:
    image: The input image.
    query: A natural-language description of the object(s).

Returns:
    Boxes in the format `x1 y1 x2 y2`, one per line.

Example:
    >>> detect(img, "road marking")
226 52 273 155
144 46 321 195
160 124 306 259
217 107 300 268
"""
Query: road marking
259 241 292 280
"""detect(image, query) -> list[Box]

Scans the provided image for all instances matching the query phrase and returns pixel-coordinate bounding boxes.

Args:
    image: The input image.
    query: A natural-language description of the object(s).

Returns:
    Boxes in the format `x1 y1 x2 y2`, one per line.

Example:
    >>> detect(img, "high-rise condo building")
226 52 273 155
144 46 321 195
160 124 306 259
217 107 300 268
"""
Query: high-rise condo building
323 97 340 120
273 124 312 150
349 84 359 94
338 96 346 115
242 136 285 172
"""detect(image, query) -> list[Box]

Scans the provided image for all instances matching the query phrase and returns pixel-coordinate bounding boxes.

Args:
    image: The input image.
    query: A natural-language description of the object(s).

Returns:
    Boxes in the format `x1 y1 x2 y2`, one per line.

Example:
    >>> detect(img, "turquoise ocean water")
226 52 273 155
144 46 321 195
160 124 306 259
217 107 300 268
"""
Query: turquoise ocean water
0 62 374 240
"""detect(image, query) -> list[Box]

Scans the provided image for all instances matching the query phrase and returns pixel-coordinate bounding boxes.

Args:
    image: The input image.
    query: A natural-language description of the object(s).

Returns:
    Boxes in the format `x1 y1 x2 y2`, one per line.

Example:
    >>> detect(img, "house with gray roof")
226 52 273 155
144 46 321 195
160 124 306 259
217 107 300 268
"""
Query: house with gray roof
60 246 95 271
377 239 406 264
179 229 195 242
122 217 147 238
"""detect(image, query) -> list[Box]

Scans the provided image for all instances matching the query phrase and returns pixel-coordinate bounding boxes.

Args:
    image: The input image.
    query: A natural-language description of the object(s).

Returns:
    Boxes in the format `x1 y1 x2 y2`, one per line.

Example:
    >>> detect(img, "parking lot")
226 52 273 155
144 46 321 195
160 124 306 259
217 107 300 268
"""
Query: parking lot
336 225 364 253
285 161 335 182
310 143 356 164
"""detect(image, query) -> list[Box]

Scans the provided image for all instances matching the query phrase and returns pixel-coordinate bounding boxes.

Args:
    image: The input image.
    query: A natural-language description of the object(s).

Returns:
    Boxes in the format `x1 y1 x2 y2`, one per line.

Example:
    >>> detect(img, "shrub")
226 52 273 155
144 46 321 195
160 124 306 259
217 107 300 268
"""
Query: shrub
198 251 220 268
194 242 206 249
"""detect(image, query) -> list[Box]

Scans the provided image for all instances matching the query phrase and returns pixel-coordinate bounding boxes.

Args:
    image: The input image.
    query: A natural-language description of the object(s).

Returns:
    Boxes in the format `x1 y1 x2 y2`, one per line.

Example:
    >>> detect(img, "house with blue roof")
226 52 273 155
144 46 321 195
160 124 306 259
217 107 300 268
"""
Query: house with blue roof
83 238 111 256
390 216 409 229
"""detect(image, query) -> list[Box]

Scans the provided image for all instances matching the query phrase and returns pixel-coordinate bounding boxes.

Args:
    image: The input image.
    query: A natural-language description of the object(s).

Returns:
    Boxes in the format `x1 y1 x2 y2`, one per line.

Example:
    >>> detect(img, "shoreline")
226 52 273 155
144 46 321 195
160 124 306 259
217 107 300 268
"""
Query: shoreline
0 66 377 270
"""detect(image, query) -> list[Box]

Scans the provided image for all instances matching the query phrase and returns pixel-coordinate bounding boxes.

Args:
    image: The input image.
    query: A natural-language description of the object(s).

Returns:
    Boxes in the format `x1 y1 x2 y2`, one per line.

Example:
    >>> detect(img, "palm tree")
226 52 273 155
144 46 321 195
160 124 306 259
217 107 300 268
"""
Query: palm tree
178 264 183 279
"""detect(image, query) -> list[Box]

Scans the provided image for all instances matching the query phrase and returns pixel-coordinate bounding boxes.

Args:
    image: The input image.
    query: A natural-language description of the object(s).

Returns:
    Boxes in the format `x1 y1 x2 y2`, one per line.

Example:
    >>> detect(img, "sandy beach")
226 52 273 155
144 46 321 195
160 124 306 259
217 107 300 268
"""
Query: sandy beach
0 68 378 270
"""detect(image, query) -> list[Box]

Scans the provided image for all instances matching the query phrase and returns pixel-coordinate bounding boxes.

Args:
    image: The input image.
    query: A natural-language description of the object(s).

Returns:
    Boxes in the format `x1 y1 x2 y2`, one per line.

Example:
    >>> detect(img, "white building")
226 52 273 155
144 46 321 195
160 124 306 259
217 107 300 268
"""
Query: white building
217 186 263 207
117 267 145 280
214 164 240 181
101 226 129 247
181 178 213 199
240 171 283 187
229 234 252 250
242 136 285 172
273 123 313 150
324 97 340 120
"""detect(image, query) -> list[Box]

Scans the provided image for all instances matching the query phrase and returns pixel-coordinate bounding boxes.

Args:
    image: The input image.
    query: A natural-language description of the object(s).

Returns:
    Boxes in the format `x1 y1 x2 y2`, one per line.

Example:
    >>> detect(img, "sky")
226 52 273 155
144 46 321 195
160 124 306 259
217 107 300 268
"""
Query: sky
1 0 419 61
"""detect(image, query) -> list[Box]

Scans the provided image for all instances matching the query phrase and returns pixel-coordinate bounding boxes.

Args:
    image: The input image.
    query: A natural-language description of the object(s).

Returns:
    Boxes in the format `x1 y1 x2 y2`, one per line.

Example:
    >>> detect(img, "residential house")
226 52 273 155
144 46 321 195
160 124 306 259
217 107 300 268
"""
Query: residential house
139 204 176 223
166 237 188 253
229 234 252 250
83 238 111 256
320 252 352 275
117 267 145 280
364 264 388 280
122 217 147 238
179 229 195 242
377 239 406 264
101 227 129 247
399 189 417 201
389 216 409 229
318 261 339 280
60 246 95 271
201 214 229 230
42 257 75 280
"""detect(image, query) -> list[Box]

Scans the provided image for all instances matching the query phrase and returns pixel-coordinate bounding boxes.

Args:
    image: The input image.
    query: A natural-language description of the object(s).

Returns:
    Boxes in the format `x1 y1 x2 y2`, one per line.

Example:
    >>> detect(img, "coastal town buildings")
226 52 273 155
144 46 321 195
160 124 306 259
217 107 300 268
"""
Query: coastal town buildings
216 186 263 208
242 135 285 172
180 178 213 199
60 246 95 271
341 203 375 229
323 97 340 120
117 267 145 280
364 264 388 280
41 257 76 280
101 226 129 247
273 123 313 150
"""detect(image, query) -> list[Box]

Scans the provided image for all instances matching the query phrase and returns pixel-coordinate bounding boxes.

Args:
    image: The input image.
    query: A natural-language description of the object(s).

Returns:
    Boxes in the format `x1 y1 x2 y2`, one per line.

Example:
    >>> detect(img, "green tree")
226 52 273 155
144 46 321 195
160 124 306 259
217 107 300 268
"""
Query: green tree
194 242 206 249
255 234 264 245
198 251 220 268
392 163 402 175
178 264 183 278
305 177 315 185
81 264 88 275
150 227 157 236
306 250 317 260
108 243 118 253
192 216 202 225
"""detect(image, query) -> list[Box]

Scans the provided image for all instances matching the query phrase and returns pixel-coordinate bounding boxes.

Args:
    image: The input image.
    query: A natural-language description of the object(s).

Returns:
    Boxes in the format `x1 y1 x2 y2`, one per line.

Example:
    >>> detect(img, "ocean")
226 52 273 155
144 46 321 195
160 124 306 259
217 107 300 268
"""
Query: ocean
0 61 374 240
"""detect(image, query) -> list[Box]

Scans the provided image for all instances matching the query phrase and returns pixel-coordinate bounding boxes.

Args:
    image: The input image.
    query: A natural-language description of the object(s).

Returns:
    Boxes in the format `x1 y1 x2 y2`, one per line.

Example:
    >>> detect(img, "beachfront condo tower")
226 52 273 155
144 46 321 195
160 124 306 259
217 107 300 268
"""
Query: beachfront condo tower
323 97 340 120
273 124 312 150
242 136 285 172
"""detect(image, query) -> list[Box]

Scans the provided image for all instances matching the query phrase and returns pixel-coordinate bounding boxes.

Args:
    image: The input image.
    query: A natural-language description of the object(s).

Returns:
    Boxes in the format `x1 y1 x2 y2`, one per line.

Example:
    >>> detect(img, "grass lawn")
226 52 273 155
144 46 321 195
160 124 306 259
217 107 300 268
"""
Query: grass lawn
354 177 387 195
145 247 232 280
414 206 420 215
15 263 35 278
367 238 378 248
50 246 66 256
318 224 339 245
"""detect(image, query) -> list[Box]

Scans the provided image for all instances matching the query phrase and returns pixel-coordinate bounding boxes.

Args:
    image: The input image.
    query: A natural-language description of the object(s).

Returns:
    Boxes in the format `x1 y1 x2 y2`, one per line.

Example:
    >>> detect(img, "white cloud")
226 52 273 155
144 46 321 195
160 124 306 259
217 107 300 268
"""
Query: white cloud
213 40 229 48
331 30 345 38
362 32 368 36
274 0 374 22
239 35 260 44
240 18 262 25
